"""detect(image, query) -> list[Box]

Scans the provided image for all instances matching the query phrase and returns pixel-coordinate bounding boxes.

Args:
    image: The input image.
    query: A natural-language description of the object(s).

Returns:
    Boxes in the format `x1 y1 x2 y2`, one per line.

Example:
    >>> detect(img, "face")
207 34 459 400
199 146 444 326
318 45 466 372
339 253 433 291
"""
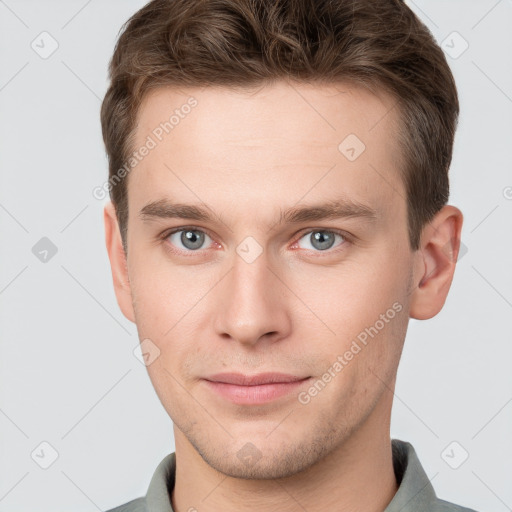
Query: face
107 80 421 479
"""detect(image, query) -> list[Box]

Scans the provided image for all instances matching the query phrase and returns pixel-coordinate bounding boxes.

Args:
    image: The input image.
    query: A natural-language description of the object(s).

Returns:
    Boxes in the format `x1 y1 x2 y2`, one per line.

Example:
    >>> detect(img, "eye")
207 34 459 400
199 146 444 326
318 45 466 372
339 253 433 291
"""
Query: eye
295 229 347 252
161 226 349 256
166 228 213 252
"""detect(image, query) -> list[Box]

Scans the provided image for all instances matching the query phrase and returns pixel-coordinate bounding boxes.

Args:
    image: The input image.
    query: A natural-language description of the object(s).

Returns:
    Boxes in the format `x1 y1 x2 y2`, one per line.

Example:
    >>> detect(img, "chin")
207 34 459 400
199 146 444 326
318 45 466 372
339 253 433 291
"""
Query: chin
189 428 343 480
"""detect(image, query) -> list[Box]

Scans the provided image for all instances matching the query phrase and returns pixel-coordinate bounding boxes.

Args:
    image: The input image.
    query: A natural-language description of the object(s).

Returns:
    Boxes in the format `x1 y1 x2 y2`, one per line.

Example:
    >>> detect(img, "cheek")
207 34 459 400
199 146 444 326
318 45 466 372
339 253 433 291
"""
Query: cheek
293 252 409 377
128 251 200 335
129 264 207 375
296 257 399 331
144 357 202 434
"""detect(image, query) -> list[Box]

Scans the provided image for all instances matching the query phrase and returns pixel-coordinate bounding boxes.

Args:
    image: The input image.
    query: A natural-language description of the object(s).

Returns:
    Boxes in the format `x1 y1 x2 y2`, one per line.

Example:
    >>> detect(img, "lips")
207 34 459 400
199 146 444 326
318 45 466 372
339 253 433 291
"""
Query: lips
205 372 308 386
202 372 311 405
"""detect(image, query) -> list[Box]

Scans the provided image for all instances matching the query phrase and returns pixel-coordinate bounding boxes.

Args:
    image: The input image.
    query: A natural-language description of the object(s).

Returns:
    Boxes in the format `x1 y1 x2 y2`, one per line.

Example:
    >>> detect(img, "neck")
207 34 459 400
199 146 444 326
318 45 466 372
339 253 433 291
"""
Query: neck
171 396 398 512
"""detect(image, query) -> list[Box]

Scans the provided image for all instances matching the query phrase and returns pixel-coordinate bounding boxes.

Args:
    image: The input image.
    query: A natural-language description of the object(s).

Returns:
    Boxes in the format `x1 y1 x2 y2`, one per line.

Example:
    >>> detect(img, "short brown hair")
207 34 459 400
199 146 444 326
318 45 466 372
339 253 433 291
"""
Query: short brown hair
100 0 459 254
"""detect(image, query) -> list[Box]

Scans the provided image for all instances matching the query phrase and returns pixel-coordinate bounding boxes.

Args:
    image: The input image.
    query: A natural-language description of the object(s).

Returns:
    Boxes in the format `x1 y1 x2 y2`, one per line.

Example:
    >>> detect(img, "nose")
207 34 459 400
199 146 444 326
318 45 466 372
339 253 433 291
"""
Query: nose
213 245 292 347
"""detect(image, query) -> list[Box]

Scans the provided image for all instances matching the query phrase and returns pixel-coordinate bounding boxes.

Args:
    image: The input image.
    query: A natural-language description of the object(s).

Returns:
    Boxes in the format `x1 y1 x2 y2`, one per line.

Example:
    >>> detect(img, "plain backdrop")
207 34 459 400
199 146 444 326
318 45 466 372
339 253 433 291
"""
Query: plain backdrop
0 1 511 511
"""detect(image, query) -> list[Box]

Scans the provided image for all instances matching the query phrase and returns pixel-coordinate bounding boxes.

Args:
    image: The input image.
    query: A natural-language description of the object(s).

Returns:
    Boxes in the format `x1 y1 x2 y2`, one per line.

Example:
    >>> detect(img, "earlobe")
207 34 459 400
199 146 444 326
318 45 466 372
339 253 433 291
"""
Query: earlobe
103 201 136 323
409 205 464 320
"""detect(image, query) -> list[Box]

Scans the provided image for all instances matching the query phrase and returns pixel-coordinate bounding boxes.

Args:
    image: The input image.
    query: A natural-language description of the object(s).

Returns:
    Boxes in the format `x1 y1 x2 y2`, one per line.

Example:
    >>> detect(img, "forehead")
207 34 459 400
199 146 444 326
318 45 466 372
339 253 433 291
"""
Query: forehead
128 80 404 227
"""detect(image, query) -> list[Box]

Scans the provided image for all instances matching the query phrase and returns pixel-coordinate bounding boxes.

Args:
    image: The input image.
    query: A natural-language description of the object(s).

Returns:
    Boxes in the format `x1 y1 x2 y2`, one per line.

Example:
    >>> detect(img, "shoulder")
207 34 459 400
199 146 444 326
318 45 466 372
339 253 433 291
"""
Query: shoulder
103 496 147 512
390 439 481 512
435 498 481 512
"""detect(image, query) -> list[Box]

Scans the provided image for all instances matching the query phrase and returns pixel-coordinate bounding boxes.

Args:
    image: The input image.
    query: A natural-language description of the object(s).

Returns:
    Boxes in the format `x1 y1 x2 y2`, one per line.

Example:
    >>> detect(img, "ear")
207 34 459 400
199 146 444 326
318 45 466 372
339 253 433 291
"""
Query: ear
409 205 464 320
103 201 136 323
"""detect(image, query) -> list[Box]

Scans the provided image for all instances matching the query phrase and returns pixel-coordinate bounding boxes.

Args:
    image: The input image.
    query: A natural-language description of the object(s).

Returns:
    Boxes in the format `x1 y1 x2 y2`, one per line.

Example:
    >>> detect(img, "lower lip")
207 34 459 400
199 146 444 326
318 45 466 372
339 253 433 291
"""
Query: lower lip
203 378 310 405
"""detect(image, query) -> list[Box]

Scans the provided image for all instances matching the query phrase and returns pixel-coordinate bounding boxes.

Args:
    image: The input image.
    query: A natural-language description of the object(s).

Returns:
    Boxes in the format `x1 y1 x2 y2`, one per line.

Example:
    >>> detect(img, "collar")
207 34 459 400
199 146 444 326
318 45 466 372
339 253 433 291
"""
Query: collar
144 439 442 512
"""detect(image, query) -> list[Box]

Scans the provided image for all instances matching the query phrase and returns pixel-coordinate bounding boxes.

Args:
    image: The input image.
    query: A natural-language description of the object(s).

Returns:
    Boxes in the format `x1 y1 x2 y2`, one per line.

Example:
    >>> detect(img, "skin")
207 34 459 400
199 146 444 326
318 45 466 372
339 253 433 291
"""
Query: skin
104 79 463 512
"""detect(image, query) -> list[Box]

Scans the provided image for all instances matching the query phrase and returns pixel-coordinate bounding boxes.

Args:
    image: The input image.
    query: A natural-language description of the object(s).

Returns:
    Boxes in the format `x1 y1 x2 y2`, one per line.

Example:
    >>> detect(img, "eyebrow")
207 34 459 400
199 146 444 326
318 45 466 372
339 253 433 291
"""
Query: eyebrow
139 197 379 228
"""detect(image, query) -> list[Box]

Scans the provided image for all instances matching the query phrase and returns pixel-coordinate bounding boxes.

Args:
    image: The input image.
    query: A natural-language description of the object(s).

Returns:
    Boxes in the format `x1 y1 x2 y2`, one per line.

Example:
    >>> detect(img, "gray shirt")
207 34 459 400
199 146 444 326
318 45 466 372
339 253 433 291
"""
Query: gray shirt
105 439 479 512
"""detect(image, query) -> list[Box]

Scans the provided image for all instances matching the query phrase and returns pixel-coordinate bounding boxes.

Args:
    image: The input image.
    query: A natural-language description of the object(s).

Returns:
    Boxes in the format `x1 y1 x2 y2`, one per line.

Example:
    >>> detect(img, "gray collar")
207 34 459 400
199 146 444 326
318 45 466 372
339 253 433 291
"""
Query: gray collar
143 439 444 512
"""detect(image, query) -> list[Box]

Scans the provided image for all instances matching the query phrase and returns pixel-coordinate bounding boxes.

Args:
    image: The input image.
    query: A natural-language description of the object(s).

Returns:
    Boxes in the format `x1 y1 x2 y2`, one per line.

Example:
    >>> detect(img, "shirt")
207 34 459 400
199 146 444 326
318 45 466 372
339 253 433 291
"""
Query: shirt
105 439 479 512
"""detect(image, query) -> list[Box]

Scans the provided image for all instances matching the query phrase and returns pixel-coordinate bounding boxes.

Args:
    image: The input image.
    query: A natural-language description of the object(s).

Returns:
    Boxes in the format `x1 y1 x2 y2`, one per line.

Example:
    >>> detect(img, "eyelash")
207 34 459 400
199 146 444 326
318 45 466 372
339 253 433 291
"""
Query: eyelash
159 226 353 257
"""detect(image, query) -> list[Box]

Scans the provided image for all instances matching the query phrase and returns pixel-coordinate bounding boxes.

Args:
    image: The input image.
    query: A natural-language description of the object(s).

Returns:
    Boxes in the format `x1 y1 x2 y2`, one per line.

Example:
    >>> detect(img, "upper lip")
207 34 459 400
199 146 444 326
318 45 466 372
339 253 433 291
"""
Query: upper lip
204 372 309 386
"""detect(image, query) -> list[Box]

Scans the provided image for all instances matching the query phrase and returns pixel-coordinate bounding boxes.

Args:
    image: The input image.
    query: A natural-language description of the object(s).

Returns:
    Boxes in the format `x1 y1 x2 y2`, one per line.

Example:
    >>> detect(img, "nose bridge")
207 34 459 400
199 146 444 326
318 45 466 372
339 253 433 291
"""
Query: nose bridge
231 243 271 299
213 240 290 346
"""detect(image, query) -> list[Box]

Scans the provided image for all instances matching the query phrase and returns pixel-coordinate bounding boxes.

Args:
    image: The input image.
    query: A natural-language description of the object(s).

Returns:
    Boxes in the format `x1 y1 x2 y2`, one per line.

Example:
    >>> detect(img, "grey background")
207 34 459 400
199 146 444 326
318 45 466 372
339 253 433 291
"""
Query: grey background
1 0 511 511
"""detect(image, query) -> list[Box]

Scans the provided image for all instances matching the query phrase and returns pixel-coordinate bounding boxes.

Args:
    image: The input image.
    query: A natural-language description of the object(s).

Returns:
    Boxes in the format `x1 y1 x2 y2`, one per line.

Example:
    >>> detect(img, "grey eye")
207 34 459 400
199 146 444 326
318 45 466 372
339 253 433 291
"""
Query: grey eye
169 229 210 251
297 230 344 251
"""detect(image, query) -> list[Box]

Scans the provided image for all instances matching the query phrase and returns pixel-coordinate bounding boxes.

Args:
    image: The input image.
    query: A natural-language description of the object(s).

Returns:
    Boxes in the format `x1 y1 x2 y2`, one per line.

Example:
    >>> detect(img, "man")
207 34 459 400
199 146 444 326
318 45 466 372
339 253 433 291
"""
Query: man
101 0 476 510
